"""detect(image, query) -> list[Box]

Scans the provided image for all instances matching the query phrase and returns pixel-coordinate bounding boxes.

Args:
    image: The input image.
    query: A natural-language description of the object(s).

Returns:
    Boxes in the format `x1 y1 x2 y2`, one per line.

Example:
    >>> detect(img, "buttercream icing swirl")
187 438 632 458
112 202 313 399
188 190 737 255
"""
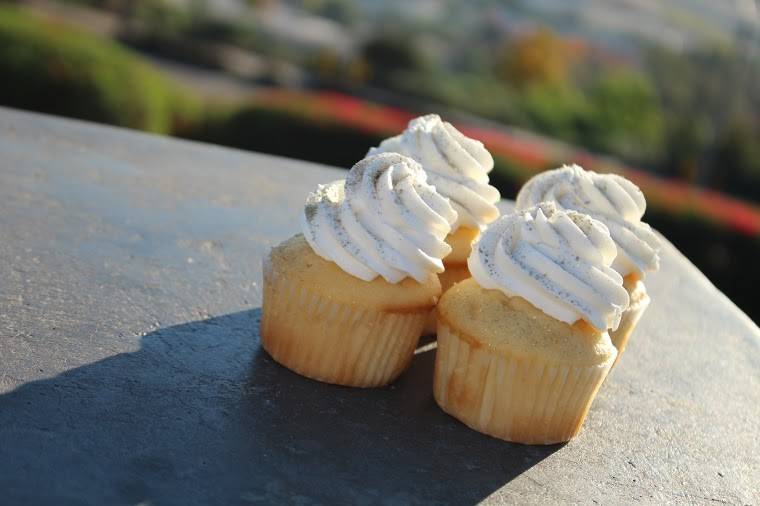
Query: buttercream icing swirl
468 202 629 331
301 152 458 284
369 114 500 230
515 164 660 277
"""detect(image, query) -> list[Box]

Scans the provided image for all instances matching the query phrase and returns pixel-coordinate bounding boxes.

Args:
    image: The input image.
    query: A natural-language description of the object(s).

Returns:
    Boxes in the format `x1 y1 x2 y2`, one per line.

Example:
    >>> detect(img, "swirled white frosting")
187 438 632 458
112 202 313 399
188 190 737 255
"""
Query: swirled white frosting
301 153 458 284
516 164 660 277
468 202 629 331
368 114 500 231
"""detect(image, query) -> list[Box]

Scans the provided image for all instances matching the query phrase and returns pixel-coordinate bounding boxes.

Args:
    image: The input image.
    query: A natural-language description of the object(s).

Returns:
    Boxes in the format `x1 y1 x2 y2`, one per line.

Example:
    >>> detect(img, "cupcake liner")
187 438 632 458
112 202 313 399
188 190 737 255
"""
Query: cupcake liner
261 267 426 387
609 286 651 367
433 321 615 444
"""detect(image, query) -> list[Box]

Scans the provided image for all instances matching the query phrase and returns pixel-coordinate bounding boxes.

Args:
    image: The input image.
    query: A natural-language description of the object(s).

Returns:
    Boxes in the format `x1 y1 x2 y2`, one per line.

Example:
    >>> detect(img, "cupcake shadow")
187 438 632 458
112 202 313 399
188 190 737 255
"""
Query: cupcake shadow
0 309 560 505
246 324 562 504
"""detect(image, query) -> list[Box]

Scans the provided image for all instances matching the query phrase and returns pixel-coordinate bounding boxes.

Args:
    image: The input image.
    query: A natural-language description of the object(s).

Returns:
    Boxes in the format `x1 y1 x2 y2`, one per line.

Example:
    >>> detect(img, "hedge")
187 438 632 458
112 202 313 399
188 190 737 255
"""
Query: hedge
0 6 199 134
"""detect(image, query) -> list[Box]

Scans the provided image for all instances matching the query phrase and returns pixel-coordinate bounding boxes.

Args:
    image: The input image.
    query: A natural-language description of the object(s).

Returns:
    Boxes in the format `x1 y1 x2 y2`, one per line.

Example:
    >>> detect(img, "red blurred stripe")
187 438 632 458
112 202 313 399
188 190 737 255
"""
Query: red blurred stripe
251 89 760 236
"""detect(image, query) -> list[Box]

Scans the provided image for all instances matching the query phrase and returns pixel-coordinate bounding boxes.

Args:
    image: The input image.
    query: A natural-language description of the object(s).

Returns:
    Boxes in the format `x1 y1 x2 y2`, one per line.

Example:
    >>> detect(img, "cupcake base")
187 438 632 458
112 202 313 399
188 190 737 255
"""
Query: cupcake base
261 235 438 387
262 279 425 387
609 277 650 367
434 322 613 444
433 279 616 444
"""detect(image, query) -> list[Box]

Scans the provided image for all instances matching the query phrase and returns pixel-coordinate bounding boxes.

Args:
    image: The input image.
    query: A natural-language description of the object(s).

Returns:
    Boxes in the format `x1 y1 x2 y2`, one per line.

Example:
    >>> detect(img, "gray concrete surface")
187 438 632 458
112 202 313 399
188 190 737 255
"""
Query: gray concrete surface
0 107 758 505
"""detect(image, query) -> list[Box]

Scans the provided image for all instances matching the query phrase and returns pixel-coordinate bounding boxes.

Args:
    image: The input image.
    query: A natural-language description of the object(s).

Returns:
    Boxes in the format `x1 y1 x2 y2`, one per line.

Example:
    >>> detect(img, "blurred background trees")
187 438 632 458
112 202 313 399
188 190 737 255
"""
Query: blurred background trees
1 0 759 320
0 6 200 133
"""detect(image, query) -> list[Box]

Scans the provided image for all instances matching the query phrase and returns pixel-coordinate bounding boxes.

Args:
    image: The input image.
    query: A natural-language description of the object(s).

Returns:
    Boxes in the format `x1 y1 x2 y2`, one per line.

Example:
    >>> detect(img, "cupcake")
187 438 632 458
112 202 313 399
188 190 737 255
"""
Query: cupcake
516 165 660 365
369 115 501 332
434 202 628 444
261 153 458 387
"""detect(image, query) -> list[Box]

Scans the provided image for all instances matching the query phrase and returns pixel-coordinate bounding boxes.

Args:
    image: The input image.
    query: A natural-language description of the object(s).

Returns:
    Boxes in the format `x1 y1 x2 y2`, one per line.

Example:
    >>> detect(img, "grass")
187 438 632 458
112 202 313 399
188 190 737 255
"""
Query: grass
0 5 200 134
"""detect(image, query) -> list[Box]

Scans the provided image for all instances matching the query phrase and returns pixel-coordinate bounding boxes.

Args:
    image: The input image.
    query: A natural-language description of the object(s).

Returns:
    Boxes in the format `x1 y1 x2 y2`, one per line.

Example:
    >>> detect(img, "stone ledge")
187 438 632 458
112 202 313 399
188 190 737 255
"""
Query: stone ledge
0 107 757 505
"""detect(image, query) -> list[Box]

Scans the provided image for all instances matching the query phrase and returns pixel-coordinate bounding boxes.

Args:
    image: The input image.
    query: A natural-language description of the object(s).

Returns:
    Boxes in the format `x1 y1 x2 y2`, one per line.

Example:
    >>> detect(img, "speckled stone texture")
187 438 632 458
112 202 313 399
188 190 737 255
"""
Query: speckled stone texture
0 107 758 505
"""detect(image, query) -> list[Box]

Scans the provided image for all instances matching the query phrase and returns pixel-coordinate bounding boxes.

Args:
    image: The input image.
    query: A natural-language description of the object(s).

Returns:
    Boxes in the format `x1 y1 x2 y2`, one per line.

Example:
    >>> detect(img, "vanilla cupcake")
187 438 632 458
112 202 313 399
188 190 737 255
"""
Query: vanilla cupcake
434 202 628 444
261 153 458 387
369 115 500 332
516 165 660 365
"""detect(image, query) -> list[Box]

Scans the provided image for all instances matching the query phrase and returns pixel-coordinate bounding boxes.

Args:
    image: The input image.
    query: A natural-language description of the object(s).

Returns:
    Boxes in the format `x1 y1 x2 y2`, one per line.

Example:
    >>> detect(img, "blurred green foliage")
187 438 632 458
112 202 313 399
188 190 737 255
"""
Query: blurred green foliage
582 71 665 162
117 0 263 70
354 28 667 168
37 0 760 206
361 33 432 88
2 3 759 321
497 28 572 87
645 44 760 200
299 0 358 26
0 5 200 133
128 0 196 38
351 25 760 200
185 105 384 169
